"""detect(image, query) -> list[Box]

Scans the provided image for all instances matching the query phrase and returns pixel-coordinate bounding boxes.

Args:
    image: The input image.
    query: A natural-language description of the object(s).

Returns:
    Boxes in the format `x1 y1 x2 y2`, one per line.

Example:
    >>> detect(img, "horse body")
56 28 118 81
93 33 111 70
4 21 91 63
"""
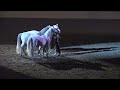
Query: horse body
27 34 48 57
27 24 61 57
27 27 53 57
21 30 39 43
16 25 50 56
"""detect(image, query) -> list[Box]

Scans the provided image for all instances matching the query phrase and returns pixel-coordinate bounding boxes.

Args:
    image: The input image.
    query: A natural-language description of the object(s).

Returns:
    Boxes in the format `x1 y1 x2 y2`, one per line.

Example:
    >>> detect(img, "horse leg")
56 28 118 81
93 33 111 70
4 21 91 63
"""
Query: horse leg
32 38 37 55
45 47 49 58
23 45 27 55
20 42 25 56
20 41 27 56
53 46 57 56
43 46 48 58
16 33 22 55
48 41 51 54
42 47 45 58
57 41 61 56
38 46 41 55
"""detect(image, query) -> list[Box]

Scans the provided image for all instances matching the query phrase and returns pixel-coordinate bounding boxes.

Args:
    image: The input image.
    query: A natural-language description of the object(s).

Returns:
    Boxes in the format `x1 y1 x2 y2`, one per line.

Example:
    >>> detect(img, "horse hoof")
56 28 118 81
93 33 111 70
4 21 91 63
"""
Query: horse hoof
57 54 60 57
53 53 57 56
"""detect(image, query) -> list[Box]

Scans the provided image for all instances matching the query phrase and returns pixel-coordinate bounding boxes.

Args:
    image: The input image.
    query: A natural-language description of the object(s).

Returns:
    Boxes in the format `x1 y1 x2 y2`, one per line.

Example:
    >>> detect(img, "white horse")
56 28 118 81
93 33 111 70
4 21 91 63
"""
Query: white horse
16 25 51 56
27 24 61 57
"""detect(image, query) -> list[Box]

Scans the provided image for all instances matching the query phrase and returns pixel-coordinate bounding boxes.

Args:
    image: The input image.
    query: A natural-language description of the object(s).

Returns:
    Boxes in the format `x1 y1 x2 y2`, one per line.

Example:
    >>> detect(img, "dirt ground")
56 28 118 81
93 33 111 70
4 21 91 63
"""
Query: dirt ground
0 42 120 79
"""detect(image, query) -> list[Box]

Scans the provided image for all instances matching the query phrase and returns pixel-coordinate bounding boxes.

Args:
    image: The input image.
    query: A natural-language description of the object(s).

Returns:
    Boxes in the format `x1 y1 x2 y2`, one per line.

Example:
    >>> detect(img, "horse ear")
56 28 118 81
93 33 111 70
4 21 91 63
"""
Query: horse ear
51 25 54 28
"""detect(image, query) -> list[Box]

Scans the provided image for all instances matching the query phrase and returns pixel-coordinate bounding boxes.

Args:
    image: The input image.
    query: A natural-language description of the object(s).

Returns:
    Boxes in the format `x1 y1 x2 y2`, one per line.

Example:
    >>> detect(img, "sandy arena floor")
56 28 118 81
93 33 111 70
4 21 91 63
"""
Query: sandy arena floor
0 42 120 79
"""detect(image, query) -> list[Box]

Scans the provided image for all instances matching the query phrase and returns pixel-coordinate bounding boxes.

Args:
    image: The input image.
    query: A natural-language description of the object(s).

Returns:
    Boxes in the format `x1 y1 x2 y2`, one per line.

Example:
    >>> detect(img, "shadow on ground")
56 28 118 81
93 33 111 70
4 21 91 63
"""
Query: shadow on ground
61 47 117 56
61 47 117 51
21 46 120 72
21 47 117 71
32 57 107 71
0 66 36 79
99 58 120 67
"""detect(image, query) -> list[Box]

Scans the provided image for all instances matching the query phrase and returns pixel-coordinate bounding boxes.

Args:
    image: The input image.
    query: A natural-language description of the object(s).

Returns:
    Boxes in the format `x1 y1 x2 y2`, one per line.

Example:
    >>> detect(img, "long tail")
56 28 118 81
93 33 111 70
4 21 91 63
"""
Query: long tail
16 33 22 54
27 36 33 57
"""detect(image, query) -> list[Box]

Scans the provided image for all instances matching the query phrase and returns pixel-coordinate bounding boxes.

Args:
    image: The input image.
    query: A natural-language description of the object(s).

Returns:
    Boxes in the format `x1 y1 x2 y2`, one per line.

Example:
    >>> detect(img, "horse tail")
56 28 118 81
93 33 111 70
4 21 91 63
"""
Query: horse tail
27 36 33 57
16 33 22 54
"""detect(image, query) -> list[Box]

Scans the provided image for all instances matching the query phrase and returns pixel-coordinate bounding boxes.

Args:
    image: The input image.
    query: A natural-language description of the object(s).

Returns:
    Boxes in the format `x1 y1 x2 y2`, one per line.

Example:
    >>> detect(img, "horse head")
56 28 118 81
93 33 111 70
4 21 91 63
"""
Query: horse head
52 24 61 34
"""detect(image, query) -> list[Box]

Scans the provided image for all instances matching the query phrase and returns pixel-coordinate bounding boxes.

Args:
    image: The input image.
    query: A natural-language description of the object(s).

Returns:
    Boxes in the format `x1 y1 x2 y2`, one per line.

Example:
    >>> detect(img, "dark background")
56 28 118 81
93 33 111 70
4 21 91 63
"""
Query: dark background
0 11 120 47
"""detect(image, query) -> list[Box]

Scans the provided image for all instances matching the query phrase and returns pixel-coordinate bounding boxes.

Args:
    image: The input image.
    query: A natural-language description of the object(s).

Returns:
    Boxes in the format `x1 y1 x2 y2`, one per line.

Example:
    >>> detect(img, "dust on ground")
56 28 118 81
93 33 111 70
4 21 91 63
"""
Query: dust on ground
0 42 120 79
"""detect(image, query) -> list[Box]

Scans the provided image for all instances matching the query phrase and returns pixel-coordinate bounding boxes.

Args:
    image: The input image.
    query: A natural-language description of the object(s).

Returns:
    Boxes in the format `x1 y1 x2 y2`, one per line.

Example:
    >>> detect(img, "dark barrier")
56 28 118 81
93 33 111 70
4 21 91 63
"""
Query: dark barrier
0 18 120 46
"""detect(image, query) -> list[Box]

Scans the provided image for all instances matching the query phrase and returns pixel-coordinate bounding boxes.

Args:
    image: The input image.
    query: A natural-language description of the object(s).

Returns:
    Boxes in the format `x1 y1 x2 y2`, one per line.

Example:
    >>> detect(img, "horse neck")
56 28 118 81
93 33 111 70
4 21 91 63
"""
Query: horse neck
38 27 48 35
40 26 48 33
44 28 53 40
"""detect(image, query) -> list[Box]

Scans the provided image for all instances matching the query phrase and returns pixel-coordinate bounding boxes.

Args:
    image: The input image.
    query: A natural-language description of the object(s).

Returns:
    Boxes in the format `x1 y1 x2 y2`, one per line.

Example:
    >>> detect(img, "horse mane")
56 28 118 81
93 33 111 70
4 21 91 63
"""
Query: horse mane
37 25 51 36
